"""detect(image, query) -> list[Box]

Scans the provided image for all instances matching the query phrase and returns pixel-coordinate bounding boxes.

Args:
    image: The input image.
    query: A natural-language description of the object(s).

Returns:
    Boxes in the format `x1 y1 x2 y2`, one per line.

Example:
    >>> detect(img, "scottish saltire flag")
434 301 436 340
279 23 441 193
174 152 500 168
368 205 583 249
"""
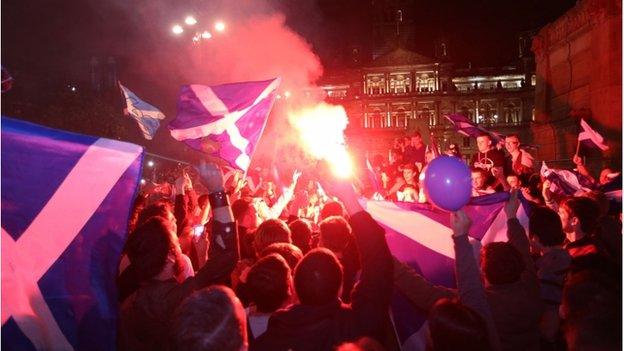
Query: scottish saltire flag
445 114 502 142
119 82 166 140
540 162 595 196
362 192 529 350
2 117 143 350
578 118 609 151
2 65 14 93
169 78 281 171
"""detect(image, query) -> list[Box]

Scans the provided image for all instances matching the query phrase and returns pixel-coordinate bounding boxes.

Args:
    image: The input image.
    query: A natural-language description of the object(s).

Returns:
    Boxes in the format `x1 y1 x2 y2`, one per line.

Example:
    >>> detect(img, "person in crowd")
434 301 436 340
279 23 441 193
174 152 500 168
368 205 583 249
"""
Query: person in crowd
506 174 521 190
288 218 313 254
471 168 496 197
504 134 534 178
319 216 359 303
320 199 347 221
252 173 393 350
231 198 260 261
527 206 571 344
393 191 542 351
253 218 292 256
118 162 238 351
471 133 508 190
260 243 303 272
170 286 248 351
245 254 293 342
560 270 621 351
389 163 420 198
428 298 493 351
403 132 426 166
446 143 462 159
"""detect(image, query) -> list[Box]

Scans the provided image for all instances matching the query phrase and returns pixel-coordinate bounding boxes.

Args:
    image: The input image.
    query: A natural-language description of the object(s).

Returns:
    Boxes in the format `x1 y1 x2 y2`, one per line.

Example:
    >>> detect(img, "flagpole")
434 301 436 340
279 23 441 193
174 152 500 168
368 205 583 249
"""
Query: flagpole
574 139 581 157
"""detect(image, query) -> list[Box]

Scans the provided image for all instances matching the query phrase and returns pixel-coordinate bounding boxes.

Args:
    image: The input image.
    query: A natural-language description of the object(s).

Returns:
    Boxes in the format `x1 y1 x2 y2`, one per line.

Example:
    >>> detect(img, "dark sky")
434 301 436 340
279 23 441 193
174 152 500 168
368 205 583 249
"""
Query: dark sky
2 0 577 87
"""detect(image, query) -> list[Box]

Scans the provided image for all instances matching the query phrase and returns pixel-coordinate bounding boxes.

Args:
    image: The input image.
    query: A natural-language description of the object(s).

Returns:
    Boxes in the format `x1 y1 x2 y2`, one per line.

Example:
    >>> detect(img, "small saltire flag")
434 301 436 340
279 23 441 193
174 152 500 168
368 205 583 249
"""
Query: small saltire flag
445 114 503 143
540 161 594 196
578 118 609 151
1 117 144 350
119 82 166 140
2 65 14 93
362 192 529 350
168 78 281 172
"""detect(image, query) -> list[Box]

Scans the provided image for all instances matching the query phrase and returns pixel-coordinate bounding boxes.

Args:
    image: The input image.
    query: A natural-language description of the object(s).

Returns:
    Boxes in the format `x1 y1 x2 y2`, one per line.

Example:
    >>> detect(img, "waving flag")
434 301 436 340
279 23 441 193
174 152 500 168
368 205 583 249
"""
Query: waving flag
2 117 143 351
578 118 609 151
540 161 595 196
169 78 281 172
362 192 529 350
119 83 166 140
445 114 503 142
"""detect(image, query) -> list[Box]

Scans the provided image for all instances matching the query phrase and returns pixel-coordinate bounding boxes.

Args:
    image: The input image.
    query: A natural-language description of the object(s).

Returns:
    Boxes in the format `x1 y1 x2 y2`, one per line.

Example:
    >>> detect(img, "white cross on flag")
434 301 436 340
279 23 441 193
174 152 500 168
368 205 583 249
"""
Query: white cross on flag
578 118 609 151
168 78 281 172
2 117 143 350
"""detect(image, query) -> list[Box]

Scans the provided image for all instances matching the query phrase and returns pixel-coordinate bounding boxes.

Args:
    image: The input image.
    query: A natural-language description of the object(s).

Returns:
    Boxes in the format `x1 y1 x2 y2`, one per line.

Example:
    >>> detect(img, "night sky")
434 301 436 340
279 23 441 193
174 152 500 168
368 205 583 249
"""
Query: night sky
3 0 577 79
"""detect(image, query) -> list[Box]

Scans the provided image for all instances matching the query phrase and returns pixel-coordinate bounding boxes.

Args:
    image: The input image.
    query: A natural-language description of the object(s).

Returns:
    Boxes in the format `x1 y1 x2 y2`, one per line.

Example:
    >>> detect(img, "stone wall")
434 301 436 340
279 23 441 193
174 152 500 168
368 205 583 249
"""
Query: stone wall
532 0 621 171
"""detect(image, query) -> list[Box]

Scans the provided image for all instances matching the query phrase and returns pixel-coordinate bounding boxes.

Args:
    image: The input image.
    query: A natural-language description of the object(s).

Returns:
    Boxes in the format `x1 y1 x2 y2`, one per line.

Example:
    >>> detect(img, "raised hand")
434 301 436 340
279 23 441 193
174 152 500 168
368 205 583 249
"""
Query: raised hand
504 188 520 219
196 161 225 193
450 209 472 237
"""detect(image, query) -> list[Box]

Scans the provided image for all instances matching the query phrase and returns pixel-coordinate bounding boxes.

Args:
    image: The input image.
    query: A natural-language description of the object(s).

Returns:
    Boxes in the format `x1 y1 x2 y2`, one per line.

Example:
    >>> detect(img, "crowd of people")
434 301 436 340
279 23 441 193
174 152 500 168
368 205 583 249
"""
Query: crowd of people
118 131 622 351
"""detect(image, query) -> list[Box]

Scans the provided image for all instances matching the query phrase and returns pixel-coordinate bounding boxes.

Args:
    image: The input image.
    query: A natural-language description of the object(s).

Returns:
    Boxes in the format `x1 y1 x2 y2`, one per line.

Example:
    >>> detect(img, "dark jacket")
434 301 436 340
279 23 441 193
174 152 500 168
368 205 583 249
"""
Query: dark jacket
118 220 238 351
252 211 393 351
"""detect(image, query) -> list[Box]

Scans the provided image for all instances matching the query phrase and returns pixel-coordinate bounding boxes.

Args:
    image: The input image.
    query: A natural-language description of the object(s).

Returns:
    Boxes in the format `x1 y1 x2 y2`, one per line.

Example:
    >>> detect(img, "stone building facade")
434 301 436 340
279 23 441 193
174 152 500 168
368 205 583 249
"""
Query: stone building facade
317 44 537 164
532 0 621 170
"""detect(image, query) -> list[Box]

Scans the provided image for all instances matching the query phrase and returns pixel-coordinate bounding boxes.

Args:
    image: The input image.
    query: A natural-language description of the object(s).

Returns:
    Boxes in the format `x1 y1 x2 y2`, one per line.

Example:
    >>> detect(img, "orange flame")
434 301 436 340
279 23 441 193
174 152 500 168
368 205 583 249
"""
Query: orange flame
289 103 353 178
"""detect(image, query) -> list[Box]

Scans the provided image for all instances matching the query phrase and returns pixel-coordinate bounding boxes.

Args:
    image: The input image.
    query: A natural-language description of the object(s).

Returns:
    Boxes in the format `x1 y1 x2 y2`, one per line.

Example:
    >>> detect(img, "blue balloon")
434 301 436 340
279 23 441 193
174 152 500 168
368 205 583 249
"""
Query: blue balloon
424 156 472 211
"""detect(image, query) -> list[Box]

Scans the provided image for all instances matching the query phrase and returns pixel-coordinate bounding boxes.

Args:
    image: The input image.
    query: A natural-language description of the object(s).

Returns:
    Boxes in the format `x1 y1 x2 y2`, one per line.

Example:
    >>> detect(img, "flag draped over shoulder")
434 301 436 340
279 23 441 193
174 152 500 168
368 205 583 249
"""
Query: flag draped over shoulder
362 192 529 350
1 117 143 351
168 78 281 172
119 82 166 140
578 118 609 151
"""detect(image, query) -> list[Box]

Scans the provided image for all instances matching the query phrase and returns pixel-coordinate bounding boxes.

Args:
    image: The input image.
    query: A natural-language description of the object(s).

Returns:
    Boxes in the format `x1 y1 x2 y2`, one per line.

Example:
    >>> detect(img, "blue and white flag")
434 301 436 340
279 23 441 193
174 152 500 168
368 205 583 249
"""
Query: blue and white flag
540 161 595 196
362 192 529 350
1 117 144 350
168 78 280 172
578 118 609 151
119 82 166 140
445 114 503 143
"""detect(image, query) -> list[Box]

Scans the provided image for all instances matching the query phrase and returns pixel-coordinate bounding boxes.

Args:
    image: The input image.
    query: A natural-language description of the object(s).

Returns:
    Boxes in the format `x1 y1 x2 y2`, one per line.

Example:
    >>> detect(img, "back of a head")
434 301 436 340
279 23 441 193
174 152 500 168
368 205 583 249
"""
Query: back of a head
171 285 246 351
294 248 343 306
254 218 292 254
246 254 291 313
136 203 171 228
260 242 303 271
562 271 621 351
481 242 524 285
428 298 491 351
561 196 600 234
289 219 313 254
319 216 353 254
126 216 172 282
320 200 346 221
529 206 566 247
231 198 253 223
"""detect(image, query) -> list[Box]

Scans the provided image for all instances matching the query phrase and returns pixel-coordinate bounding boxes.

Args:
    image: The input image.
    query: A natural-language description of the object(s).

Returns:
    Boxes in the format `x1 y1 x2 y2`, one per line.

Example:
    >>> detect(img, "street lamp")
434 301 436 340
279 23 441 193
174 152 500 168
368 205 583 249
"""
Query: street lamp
214 21 226 32
185 16 197 26
172 24 184 35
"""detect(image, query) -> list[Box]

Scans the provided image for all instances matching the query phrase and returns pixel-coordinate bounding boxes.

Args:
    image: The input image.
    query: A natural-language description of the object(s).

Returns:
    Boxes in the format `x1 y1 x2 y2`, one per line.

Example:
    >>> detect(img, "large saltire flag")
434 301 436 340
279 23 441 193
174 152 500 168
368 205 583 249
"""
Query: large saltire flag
119 82 166 140
168 78 281 172
1 117 144 350
362 192 529 351
578 118 609 151
445 114 504 143
540 161 595 196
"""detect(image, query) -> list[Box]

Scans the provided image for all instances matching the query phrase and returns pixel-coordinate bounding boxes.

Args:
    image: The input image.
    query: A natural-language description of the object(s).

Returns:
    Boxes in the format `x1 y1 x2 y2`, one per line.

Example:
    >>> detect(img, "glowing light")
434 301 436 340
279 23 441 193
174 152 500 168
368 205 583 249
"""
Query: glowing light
147 160 154 167
201 31 212 39
214 21 226 32
284 91 291 98
140 179 146 185
172 24 184 35
185 16 197 26
290 103 353 178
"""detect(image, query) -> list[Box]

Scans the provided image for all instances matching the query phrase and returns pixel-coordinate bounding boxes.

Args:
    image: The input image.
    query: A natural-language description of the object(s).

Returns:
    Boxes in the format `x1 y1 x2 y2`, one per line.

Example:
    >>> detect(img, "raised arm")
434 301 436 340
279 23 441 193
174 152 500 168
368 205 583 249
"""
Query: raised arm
504 189 537 282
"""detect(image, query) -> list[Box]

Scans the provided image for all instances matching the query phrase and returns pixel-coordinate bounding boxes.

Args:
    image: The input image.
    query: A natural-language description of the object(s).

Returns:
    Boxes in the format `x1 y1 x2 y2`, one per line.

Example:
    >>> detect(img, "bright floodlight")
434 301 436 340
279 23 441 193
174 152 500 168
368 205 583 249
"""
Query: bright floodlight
185 16 197 25
172 24 184 35
201 31 212 39
147 160 154 167
214 21 226 32
140 178 146 185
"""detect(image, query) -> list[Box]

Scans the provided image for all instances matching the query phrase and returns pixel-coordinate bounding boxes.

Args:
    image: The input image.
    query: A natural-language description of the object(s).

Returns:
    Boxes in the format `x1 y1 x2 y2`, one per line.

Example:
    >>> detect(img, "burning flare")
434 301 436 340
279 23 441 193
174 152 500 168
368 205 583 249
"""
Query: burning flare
289 103 353 178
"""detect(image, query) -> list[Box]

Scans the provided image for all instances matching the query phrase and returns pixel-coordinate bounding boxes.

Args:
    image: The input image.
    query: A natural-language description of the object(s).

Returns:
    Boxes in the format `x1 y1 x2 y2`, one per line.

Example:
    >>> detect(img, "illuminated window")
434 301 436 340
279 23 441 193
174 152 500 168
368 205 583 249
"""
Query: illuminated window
366 74 386 95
